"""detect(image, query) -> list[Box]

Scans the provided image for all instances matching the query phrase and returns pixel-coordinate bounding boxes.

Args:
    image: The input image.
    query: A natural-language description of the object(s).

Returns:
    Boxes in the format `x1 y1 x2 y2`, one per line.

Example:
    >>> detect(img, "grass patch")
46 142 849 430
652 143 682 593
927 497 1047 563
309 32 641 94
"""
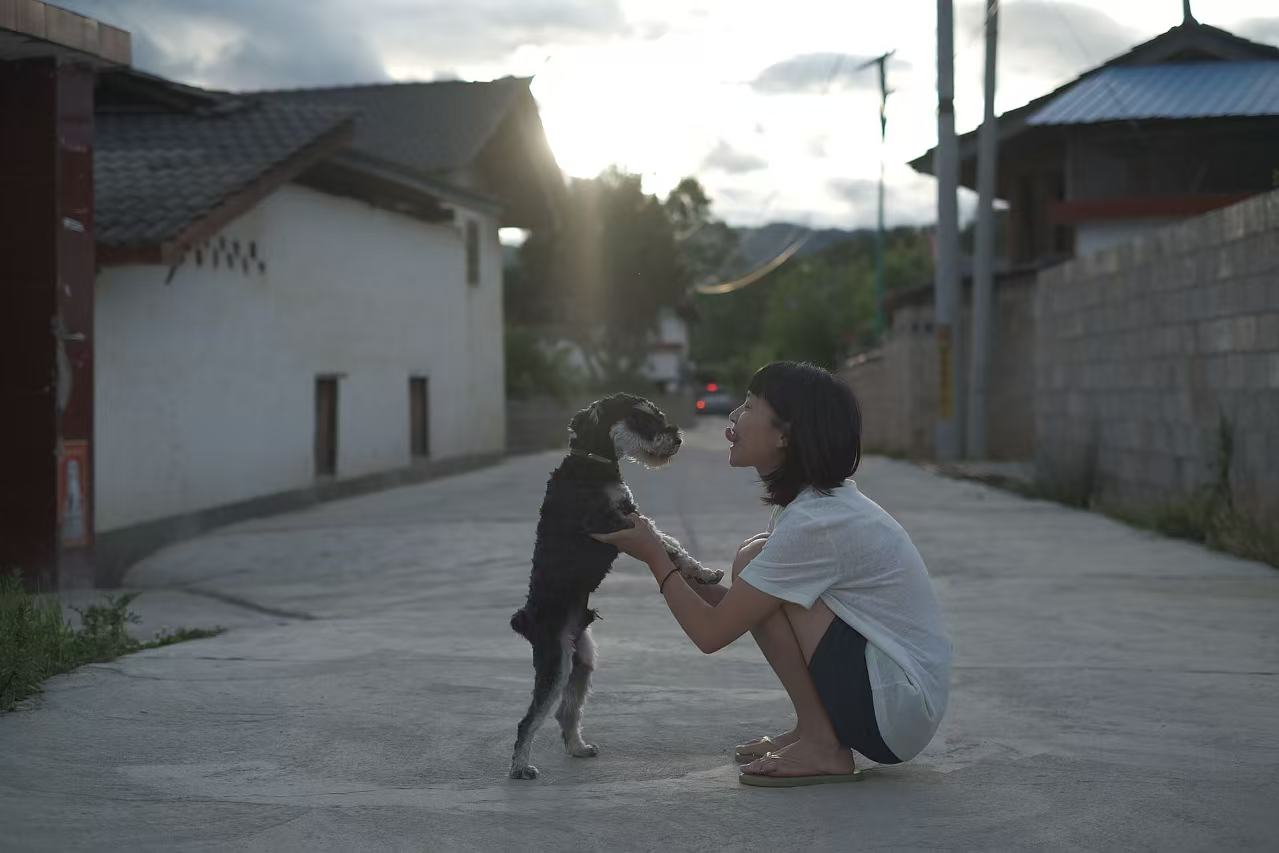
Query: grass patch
1115 496 1279 569
1118 415 1279 569
1 573 223 712
1030 416 1275 569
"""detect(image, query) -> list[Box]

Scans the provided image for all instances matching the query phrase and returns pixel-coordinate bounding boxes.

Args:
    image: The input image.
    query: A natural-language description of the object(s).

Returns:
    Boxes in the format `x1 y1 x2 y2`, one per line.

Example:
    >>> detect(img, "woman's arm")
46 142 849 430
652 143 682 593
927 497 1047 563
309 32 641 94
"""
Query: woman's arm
593 515 783 654
648 552 782 654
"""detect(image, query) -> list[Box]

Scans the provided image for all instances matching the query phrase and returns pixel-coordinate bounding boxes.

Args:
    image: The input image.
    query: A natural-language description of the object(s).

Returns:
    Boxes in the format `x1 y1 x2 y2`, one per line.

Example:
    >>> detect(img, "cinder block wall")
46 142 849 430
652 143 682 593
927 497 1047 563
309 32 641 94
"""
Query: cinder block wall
841 271 1037 460
1035 190 1279 519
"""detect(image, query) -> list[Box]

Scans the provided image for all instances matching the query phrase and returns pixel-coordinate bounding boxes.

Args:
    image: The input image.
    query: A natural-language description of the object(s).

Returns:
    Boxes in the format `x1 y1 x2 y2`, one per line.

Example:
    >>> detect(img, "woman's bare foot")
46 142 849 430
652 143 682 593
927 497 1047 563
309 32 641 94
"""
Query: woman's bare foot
735 729 799 761
739 738 855 778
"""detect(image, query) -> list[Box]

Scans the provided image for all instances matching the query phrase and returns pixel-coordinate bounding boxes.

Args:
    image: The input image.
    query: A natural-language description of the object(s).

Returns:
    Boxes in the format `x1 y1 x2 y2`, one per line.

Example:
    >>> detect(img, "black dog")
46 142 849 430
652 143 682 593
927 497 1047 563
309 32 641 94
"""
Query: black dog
508 393 722 780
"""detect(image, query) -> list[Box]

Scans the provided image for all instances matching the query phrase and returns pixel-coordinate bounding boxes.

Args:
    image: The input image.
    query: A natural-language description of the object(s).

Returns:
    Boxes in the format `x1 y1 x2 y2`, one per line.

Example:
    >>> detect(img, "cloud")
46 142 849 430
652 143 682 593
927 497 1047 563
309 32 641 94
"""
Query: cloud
1236 17 1279 48
54 0 632 89
957 1 1137 83
750 52 909 95
57 0 389 88
701 140 767 174
828 176 945 227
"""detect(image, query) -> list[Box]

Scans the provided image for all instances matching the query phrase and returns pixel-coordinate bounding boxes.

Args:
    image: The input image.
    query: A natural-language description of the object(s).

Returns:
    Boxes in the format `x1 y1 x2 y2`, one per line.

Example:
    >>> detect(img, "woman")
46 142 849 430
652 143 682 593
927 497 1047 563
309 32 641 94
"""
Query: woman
593 361 952 787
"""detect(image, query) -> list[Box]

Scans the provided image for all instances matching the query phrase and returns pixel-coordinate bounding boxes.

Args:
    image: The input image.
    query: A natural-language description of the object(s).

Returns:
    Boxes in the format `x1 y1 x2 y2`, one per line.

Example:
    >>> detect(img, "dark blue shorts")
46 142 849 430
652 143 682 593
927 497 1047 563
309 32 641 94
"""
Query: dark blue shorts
808 617 902 765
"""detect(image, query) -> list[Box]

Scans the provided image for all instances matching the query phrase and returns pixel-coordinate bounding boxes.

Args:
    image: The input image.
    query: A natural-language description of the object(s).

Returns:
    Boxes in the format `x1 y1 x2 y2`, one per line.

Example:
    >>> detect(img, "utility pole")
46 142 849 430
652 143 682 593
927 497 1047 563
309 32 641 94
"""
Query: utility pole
859 51 895 340
934 0 962 460
967 0 998 459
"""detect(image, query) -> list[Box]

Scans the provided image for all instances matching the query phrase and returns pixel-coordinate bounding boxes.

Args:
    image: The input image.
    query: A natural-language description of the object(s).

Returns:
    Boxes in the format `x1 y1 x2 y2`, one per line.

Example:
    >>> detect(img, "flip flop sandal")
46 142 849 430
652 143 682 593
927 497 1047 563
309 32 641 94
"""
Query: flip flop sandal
734 736 788 763
738 752 866 788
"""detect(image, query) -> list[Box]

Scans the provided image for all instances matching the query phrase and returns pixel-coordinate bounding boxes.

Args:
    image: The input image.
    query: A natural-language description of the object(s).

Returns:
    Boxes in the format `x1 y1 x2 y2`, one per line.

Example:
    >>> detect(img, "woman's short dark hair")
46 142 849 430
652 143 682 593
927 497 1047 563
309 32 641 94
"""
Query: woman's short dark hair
747 361 862 507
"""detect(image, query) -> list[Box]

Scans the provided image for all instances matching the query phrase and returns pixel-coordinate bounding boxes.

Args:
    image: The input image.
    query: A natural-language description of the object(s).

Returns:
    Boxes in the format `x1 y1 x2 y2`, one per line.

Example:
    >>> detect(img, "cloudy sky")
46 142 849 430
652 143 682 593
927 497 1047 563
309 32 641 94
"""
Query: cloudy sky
64 0 1279 228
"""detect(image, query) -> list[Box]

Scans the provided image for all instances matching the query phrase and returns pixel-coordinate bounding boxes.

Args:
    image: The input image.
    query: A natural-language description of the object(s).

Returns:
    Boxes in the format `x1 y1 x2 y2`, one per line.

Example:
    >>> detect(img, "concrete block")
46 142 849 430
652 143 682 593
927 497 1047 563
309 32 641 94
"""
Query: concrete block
1242 196 1269 238
1270 353 1279 389
1222 205 1243 242
1266 190 1279 232
1235 315 1258 351
1265 276 1279 312
1259 312 1279 351
1246 277 1270 313
1227 353 1248 389
1245 233 1276 275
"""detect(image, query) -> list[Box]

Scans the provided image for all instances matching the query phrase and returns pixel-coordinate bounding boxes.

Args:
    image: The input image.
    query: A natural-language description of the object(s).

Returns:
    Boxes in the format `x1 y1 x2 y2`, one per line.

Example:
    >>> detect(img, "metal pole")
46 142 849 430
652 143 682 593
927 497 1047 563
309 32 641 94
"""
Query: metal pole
873 53 891 339
858 51 894 340
967 0 998 459
934 0 962 460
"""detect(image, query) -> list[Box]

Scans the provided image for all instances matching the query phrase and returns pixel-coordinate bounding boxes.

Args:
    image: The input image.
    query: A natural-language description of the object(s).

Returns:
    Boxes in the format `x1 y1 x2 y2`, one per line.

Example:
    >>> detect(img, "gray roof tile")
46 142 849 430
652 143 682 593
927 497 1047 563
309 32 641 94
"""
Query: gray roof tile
95 99 352 247
259 77 529 176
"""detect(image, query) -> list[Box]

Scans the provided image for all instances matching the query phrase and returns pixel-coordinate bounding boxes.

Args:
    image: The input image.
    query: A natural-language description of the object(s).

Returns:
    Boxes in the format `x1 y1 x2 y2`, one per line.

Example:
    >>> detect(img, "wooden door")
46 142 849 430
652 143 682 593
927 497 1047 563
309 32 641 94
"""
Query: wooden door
315 377 338 476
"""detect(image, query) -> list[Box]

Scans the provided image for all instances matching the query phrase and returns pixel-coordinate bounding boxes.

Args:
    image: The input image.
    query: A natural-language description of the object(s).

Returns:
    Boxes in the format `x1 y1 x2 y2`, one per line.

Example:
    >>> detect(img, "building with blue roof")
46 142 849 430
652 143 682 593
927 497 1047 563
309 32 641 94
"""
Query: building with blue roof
911 14 1279 262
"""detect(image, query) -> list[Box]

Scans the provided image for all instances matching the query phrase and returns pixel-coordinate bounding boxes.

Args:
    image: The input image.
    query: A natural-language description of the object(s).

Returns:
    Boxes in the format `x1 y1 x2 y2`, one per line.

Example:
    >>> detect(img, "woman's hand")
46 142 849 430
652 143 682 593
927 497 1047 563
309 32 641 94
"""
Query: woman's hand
732 534 769 578
590 513 667 565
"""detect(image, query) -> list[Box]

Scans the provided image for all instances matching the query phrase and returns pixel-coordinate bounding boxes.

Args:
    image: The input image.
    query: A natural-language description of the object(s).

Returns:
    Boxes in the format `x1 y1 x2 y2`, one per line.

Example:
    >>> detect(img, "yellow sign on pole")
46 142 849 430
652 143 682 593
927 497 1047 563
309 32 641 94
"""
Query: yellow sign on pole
937 324 953 420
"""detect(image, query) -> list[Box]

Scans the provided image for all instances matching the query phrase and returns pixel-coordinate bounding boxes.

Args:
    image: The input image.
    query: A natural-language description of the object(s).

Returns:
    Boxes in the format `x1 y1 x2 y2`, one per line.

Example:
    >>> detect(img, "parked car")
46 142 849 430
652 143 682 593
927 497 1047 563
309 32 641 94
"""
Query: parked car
694 382 736 415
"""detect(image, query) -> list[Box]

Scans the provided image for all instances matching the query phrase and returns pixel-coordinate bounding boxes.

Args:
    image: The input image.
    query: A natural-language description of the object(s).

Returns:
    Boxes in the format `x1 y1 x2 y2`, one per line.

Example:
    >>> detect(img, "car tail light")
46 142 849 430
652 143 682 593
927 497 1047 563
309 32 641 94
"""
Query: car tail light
696 400 706 410
706 383 719 392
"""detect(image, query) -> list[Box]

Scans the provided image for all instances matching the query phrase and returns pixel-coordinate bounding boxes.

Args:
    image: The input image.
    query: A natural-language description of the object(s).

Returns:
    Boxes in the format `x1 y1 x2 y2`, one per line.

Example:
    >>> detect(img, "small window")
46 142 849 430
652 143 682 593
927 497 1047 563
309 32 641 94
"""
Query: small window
315 377 338 477
465 219 480 286
410 376 430 458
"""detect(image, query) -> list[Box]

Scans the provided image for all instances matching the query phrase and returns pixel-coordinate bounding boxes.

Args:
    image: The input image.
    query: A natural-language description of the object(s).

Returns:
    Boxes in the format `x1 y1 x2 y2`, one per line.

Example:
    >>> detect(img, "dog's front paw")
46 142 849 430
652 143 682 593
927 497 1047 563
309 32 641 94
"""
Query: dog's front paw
509 763 540 780
683 564 724 584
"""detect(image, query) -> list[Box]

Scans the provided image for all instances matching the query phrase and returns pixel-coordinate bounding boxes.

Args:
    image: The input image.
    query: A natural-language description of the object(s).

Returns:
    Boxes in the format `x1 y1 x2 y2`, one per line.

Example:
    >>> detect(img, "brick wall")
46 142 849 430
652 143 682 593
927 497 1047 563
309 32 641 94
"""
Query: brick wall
1035 189 1279 519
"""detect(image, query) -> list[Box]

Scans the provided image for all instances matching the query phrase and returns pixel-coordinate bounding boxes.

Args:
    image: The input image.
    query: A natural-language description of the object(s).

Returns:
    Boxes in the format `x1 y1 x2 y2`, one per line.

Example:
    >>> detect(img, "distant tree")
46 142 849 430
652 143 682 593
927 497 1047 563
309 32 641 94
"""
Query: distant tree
689 226 934 387
507 167 690 383
664 177 739 289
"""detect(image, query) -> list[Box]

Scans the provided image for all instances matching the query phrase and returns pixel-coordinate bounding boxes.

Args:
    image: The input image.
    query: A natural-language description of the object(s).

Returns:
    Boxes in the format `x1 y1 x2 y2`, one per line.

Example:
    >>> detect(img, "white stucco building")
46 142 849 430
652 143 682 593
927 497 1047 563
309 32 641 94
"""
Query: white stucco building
91 70 561 579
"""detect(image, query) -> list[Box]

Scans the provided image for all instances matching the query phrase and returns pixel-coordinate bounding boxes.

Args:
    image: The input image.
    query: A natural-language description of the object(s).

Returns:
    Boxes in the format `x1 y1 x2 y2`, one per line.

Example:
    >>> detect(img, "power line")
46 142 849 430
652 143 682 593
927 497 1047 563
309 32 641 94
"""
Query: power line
693 49 897 295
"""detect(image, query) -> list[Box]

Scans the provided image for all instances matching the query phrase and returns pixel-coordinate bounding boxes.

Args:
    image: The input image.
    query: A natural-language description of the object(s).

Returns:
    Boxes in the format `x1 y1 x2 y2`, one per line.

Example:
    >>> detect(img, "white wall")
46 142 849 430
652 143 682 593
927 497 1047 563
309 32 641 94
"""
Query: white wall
95 183 505 531
643 308 689 391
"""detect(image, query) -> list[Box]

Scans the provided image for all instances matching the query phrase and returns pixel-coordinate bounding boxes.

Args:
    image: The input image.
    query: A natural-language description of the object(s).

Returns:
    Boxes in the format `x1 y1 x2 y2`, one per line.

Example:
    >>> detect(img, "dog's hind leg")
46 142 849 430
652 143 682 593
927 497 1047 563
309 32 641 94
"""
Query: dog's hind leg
509 627 573 780
555 625 598 758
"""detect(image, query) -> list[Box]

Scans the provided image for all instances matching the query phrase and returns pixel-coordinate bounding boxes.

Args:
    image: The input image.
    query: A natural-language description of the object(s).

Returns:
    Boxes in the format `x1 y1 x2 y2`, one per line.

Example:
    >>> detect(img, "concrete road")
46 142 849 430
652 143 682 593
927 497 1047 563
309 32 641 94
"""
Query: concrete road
4 421 1278 851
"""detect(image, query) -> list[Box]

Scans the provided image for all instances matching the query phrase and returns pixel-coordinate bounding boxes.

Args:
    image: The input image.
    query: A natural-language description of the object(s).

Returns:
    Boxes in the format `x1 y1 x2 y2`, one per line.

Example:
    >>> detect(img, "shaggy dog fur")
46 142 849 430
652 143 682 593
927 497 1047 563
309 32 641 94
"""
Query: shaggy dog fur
508 393 722 780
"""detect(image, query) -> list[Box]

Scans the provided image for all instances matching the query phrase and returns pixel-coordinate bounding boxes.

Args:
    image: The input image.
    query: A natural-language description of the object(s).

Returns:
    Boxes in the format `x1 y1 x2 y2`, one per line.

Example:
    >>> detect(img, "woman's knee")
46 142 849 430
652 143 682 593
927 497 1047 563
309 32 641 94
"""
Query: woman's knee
693 581 728 603
731 538 769 580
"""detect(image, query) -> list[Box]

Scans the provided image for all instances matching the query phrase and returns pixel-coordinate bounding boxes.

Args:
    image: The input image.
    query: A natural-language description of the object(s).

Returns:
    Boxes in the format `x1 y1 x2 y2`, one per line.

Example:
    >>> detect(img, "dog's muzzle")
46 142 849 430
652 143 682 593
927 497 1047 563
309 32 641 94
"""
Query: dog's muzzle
650 430 682 458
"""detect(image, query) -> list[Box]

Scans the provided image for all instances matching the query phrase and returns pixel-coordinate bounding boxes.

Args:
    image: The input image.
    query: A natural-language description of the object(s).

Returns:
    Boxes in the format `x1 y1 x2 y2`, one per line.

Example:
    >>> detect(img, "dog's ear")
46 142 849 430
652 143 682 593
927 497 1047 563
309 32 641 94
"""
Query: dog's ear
568 405 594 444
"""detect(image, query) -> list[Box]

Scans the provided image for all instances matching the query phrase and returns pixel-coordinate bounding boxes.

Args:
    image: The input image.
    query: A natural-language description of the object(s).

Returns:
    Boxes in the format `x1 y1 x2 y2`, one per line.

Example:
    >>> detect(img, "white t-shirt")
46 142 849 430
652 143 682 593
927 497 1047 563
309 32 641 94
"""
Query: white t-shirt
738 480 952 761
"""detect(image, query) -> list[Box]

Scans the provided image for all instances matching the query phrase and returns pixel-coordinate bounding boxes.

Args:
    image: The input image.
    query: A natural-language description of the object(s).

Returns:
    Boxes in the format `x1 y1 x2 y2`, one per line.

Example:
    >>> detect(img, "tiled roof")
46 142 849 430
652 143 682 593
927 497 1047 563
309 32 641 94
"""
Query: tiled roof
1028 61 1279 125
910 21 1279 175
95 98 353 248
258 77 530 177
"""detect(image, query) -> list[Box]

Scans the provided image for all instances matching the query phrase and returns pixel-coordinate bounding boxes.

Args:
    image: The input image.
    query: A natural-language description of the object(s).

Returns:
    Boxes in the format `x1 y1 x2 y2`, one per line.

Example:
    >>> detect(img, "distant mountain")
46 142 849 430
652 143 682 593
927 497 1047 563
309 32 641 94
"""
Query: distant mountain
720 224 873 276
501 222 879 276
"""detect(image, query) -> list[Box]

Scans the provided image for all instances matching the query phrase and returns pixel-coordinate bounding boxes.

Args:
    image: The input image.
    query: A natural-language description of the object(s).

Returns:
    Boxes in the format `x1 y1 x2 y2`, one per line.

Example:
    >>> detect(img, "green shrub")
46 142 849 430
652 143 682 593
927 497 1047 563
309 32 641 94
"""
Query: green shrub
1 573 222 712
505 326 584 402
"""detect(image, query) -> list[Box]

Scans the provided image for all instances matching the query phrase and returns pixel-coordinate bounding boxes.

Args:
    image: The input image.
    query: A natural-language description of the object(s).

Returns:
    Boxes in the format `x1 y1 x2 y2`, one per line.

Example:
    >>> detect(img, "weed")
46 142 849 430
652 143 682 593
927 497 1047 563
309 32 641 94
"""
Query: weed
1 573 223 712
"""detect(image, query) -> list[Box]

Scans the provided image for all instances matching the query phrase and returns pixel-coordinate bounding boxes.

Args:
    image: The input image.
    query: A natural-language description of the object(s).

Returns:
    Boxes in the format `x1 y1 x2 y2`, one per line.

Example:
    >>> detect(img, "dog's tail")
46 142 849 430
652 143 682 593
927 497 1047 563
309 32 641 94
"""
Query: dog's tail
509 608 533 641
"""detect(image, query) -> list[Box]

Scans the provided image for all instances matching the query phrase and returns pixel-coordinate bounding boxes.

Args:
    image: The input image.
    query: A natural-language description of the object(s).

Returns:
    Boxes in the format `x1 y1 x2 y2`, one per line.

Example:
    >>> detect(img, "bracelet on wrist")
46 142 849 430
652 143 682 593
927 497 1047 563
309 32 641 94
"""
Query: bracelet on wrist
658 566 680 594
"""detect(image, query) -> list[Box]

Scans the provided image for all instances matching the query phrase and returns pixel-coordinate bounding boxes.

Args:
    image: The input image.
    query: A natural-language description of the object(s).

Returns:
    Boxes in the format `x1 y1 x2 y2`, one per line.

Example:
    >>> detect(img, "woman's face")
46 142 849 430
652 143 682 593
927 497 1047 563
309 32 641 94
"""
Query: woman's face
725 392 786 474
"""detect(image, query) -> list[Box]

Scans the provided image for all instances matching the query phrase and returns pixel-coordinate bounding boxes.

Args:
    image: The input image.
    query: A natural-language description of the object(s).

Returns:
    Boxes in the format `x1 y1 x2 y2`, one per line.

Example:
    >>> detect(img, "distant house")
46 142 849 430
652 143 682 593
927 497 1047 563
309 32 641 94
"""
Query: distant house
846 16 1279 462
92 70 562 580
910 18 1279 262
643 307 693 393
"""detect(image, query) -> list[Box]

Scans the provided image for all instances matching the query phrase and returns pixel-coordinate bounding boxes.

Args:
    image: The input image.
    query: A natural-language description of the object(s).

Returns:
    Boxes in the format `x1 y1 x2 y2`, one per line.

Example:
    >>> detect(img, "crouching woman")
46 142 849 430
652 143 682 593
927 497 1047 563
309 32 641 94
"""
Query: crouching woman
593 361 952 787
